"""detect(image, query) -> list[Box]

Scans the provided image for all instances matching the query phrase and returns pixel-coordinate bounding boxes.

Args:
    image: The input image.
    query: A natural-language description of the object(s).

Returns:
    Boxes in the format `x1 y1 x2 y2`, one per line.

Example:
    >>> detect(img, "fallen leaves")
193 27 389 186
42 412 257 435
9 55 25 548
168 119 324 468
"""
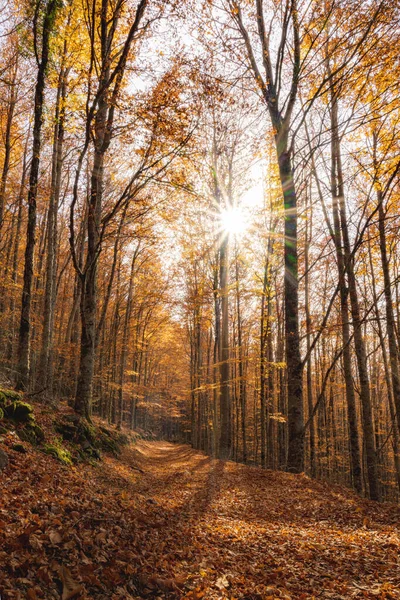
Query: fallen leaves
1 428 400 600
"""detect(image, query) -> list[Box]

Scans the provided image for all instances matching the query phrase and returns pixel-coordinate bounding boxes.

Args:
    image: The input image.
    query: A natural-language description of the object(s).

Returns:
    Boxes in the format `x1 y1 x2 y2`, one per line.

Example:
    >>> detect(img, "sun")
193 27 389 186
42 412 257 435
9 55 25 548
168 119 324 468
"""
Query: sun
219 205 247 236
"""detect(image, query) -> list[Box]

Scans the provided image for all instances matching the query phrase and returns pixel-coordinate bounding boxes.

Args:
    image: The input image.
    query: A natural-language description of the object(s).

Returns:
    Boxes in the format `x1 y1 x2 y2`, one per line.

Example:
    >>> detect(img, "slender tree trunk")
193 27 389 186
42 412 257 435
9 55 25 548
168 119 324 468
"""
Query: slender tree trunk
17 0 58 390
368 234 400 492
38 64 67 390
304 196 316 477
118 245 139 429
330 86 379 499
7 140 29 362
260 256 268 468
212 256 220 455
219 233 231 458
377 189 400 437
235 249 247 463
75 79 108 417
329 151 363 493
0 58 18 234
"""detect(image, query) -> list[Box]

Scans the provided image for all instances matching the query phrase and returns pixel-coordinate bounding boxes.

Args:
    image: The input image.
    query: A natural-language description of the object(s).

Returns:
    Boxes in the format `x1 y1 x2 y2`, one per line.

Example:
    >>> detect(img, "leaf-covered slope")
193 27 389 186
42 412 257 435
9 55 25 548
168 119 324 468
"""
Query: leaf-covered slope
1 438 399 599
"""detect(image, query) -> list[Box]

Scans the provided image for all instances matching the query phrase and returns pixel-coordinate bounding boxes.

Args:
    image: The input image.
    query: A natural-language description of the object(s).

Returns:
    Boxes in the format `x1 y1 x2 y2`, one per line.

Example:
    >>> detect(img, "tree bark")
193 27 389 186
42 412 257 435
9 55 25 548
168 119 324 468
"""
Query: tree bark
38 63 67 390
16 0 59 390
219 233 231 458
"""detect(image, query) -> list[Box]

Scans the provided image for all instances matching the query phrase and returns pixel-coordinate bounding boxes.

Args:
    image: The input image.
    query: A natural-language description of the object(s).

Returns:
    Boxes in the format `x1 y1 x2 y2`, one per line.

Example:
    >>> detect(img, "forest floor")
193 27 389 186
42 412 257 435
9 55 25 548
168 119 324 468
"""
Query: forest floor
1 434 400 600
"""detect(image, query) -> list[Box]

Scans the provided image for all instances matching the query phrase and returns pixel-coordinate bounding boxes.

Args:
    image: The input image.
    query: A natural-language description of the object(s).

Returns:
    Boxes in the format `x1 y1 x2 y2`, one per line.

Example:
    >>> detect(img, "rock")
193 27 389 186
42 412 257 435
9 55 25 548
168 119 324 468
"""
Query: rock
0 448 9 470
43 444 72 465
17 422 45 445
11 443 27 453
12 401 34 422
0 392 34 423
0 388 22 400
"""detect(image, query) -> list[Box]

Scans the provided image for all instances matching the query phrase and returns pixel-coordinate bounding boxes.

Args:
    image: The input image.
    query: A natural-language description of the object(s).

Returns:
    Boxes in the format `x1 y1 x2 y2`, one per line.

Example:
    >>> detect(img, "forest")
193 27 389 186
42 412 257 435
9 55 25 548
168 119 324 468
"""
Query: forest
0 0 400 598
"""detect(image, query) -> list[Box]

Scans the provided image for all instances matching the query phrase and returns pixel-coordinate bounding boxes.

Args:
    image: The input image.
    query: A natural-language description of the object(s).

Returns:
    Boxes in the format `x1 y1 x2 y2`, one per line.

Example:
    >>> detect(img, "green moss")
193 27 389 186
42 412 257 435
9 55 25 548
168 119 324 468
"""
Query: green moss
55 415 96 444
11 401 34 423
97 427 129 456
0 393 34 423
0 407 3 420
0 389 22 401
43 444 72 466
18 423 45 446
54 416 129 462
31 423 45 443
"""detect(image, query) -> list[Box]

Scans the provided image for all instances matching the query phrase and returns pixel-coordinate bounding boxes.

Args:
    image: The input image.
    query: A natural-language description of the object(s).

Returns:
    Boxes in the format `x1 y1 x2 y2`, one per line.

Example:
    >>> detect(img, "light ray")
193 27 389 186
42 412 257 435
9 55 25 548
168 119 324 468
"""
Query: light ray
219 205 248 236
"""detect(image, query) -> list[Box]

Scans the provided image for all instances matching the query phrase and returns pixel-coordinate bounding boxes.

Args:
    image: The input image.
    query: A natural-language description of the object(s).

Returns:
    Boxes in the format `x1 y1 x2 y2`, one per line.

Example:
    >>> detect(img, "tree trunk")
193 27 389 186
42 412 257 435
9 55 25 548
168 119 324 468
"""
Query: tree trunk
235 249 247 463
0 57 18 234
219 233 231 458
278 150 304 473
304 195 316 478
330 87 379 500
38 64 67 390
17 0 58 390
118 245 139 429
377 190 400 437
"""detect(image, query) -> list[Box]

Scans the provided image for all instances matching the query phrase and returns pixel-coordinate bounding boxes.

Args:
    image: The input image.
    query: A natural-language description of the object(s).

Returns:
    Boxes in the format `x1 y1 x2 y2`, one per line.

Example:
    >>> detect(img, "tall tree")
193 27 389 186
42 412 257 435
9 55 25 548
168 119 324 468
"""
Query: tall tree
227 0 304 471
16 0 60 390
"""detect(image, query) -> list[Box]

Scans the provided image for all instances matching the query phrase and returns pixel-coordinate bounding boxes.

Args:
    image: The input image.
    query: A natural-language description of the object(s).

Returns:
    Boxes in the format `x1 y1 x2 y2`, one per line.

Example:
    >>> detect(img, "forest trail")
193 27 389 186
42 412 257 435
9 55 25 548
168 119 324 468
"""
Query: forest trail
99 441 400 599
1 438 400 600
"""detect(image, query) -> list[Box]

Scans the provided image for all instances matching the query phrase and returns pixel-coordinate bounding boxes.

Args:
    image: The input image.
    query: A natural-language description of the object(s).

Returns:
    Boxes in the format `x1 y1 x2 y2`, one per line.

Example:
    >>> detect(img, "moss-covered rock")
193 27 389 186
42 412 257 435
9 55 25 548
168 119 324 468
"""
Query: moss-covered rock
11 443 27 453
0 389 46 447
55 414 96 444
0 389 22 401
0 391 34 423
43 444 72 466
10 401 34 423
17 422 45 446
97 427 129 456
54 415 129 459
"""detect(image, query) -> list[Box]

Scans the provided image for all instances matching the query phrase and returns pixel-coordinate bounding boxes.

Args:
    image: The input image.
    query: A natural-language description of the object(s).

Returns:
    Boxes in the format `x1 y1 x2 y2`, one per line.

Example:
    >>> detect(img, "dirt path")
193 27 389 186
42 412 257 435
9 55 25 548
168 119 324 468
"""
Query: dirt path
1 438 400 599
96 441 400 599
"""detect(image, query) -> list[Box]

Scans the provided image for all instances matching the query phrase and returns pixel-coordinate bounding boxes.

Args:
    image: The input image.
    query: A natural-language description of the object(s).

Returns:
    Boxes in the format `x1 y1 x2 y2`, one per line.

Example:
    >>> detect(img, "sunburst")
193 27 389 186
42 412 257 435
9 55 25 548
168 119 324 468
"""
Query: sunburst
219 205 248 237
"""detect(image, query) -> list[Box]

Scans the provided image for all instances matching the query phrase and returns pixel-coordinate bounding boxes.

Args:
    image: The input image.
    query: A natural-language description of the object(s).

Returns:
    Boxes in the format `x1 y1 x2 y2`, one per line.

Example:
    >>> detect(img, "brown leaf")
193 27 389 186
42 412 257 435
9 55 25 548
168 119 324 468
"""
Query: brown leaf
215 574 230 590
49 530 62 544
60 566 83 600
149 576 179 591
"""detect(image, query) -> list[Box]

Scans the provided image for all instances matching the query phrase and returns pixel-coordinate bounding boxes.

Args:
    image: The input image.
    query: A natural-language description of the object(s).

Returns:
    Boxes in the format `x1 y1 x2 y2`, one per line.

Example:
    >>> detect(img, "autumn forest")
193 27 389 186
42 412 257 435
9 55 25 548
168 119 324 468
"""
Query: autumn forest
0 0 400 597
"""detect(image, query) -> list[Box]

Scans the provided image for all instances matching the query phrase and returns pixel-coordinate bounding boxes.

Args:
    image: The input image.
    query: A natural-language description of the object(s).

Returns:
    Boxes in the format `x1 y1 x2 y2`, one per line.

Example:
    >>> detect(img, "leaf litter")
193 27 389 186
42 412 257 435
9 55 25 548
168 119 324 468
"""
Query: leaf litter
1 435 399 599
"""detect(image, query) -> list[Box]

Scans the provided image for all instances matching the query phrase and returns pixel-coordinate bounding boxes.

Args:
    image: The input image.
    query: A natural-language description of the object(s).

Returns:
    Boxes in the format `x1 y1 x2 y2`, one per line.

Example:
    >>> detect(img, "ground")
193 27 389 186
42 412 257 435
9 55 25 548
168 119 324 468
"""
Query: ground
1 436 400 599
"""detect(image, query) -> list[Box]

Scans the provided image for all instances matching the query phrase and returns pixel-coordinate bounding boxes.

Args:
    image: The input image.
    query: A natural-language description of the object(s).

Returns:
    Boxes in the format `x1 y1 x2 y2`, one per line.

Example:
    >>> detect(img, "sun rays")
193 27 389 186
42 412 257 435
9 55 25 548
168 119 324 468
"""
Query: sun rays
217 205 249 238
